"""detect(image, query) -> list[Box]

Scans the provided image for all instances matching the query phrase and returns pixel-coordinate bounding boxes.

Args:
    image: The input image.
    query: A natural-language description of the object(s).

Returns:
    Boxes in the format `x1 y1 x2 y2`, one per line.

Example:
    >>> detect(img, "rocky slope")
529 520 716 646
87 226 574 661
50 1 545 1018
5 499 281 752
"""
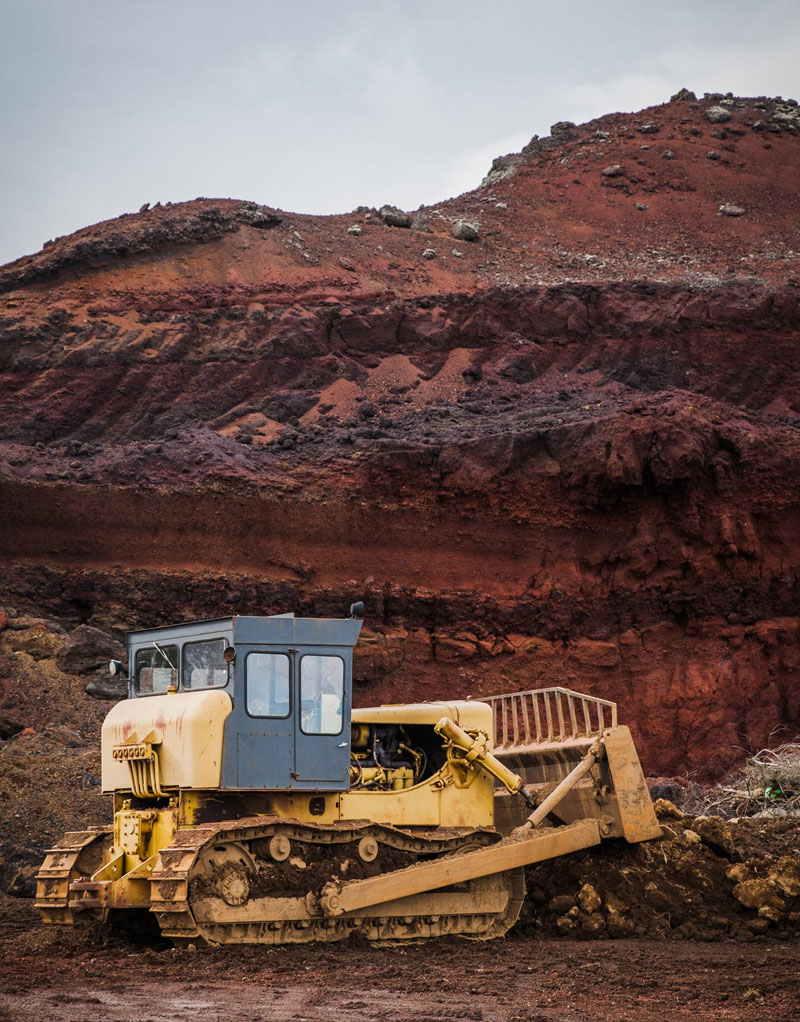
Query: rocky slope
1 90 799 778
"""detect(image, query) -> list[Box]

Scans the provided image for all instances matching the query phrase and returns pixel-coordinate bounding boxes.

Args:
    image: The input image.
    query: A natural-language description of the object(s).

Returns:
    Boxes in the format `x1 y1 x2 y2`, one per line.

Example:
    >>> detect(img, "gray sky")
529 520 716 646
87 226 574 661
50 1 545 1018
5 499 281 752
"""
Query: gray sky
2 0 799 266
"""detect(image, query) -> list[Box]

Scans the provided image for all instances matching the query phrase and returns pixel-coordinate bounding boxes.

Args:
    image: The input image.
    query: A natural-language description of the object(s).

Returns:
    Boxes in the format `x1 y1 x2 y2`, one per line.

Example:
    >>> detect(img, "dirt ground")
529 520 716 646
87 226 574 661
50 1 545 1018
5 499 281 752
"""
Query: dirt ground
0 915 798 1022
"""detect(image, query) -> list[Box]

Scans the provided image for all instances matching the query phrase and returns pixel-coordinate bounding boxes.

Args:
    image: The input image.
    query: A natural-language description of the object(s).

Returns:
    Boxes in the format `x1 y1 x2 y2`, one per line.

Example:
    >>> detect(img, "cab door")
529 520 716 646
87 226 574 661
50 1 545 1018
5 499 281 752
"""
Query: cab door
235 647 294 788
291 647 351 789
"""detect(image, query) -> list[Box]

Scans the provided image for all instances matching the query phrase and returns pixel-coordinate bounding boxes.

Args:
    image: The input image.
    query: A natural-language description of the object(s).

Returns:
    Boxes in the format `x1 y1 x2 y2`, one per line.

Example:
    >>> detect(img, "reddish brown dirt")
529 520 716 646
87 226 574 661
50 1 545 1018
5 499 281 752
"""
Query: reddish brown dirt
2 92 800 783
1 932 799 1022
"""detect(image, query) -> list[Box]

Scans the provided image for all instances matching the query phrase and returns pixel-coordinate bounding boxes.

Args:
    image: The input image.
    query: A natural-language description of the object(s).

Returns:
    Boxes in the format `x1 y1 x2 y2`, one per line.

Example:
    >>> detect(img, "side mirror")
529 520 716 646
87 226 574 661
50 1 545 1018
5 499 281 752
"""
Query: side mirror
348 601 365 620
108 659 125 676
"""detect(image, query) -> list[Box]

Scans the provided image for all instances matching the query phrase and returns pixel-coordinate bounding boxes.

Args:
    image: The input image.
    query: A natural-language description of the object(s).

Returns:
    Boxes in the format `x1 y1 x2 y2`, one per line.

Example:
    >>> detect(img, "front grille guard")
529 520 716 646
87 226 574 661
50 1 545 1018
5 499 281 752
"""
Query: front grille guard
483 686 617 753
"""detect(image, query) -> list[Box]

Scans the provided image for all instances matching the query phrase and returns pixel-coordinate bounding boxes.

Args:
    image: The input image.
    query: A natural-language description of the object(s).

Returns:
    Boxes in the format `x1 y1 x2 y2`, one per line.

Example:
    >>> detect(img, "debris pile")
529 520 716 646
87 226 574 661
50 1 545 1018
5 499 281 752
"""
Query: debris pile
681 742 800 819
519 800 800 941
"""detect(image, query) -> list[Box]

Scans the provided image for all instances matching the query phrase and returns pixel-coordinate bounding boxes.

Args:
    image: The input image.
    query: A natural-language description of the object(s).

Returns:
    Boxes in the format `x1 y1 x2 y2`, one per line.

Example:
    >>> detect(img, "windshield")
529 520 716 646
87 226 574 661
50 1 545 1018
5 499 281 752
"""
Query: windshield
183 639 228 689
134 645 178 694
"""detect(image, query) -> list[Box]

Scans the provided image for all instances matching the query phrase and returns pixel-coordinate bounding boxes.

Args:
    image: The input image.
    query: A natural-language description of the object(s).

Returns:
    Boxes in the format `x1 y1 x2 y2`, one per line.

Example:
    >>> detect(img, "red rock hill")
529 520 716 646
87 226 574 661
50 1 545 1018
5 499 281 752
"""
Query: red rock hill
2 91 799 777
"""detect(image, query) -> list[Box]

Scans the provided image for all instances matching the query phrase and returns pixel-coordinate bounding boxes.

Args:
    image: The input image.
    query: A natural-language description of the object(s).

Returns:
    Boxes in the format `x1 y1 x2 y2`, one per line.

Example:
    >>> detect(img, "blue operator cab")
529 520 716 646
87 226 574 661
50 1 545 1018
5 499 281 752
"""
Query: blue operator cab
122 607 363 793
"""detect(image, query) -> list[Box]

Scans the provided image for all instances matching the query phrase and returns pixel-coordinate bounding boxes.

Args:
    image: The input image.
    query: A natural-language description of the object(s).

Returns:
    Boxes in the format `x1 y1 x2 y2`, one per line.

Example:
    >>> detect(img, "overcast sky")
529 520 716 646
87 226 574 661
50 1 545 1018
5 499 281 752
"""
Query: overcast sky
1 0 799 266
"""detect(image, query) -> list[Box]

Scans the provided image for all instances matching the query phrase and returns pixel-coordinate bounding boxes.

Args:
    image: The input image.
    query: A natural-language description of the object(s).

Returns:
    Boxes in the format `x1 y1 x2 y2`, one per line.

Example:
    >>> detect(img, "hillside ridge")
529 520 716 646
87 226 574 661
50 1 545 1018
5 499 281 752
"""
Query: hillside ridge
1 90 799 779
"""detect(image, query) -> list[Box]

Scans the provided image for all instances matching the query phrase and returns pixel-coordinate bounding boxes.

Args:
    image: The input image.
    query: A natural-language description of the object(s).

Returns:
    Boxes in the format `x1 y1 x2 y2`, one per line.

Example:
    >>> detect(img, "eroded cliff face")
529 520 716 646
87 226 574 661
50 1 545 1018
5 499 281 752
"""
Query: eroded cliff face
2 93 799 777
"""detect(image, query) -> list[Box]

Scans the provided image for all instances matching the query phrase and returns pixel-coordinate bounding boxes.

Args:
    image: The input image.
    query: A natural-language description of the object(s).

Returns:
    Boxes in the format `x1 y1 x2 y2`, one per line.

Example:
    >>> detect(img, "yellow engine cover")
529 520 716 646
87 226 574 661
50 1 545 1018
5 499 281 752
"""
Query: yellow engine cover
101 690 232 792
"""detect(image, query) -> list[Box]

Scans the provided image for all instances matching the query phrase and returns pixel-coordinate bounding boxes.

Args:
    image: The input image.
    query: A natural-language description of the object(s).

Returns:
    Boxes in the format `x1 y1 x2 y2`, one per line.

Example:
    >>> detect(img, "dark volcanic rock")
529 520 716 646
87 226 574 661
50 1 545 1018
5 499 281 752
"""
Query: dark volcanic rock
56 625 125 675
379 205 411 228
85 675 128 701
705 105 732 123
451 220 480 242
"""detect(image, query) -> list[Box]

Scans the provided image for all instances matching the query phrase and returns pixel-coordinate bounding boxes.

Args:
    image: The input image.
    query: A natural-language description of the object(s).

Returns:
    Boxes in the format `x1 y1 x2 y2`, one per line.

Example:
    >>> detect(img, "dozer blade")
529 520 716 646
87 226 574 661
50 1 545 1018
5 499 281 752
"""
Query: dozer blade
603 725 662 843
485 688 661 843
318 818 600 917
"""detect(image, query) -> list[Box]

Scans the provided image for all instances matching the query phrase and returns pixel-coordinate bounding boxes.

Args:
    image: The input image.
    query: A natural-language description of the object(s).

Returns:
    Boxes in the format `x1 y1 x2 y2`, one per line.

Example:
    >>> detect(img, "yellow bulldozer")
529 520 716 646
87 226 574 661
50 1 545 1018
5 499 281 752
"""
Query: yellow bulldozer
36 606 660 945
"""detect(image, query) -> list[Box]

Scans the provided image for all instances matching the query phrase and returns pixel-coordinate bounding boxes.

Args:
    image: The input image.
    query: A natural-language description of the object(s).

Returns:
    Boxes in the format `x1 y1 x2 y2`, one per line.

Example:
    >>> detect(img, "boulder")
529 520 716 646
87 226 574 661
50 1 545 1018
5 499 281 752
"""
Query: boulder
644 881 674 912
451 220 479 243
578 883 602 913
6 864 39 898
236 203 281 230
719 203 746 217
85 675 127 701
379 205 411 228
705 105 732 123
56 624 125 675
550 121 578 139
606 892 630 915
556 912 577 933
606 912 635 937
652 798 684 819
0 715 23 740
726 862 751 884
732 877 785 914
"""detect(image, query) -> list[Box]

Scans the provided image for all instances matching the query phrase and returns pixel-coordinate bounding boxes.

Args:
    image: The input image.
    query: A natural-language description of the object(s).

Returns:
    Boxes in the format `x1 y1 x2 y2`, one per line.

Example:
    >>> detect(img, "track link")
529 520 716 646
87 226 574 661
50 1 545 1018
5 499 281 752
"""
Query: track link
148 817 523 946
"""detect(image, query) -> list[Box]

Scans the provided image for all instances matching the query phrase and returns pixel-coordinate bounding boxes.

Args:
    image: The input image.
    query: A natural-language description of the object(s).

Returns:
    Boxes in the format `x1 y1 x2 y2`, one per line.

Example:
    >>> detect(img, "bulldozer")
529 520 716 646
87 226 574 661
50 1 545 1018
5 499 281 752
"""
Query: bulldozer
36 606 660 945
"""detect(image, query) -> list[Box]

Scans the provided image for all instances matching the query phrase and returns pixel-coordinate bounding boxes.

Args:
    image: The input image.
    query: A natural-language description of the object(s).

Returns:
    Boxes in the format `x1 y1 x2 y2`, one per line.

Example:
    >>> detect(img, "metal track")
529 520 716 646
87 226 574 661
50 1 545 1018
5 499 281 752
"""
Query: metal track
34 827 112 924
148 817 523 946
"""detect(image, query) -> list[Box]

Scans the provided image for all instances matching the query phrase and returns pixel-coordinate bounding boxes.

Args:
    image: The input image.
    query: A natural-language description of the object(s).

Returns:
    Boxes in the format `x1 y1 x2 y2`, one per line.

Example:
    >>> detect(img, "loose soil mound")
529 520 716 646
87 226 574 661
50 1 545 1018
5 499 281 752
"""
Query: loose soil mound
521 800 800 941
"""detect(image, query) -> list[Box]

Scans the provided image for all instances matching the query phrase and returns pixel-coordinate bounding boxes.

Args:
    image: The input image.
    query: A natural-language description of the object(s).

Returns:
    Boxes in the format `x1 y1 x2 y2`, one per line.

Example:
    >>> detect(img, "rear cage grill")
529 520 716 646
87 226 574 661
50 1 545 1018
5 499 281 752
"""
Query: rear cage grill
483 687 617 753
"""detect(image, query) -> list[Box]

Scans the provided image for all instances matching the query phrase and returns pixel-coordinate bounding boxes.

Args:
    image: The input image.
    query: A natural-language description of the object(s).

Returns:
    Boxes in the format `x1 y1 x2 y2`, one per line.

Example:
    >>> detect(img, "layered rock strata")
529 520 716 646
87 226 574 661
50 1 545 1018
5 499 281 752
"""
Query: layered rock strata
2 93 799 777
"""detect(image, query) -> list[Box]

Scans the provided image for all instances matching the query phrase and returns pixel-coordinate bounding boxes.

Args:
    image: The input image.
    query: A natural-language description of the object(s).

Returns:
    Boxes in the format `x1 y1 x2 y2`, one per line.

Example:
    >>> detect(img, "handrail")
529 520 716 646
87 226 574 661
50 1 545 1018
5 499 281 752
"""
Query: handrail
482 687 617 752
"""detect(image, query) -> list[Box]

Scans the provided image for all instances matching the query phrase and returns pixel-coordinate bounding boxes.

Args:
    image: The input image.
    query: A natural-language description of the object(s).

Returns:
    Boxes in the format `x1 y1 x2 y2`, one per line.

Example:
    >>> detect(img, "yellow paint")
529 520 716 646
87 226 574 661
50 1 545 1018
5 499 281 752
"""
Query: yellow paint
87 805 179 909
101 690 232 792
352 700 493 733
339 767 495 828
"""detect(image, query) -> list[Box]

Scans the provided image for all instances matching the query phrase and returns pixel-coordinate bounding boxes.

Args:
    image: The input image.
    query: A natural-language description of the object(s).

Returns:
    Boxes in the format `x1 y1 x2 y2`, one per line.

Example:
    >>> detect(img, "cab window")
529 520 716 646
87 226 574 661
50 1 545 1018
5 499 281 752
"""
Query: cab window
247 653 290 717
300 655 344 735
183 639 228 689
135 645 178 694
